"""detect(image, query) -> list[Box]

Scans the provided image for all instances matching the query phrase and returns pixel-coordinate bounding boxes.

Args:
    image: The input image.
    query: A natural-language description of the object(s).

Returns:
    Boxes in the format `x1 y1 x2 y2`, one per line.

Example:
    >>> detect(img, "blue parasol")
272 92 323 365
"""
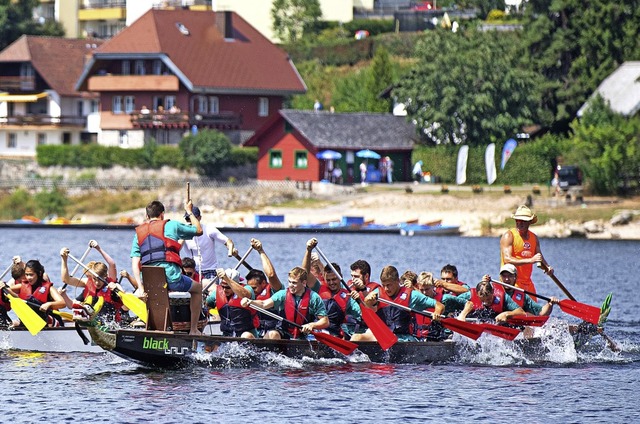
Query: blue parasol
316 150 342 160
356 149 381 159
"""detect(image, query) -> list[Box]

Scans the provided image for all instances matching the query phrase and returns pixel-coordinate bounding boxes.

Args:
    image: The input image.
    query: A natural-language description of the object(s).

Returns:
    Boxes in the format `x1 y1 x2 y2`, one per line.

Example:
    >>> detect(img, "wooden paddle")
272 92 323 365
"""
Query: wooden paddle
314 246 398 350
203 246 253 295
1 263 47 335
491 279 601 325
247 303 358 356
67 253 148 324
537 262 575 300
376 297 483 340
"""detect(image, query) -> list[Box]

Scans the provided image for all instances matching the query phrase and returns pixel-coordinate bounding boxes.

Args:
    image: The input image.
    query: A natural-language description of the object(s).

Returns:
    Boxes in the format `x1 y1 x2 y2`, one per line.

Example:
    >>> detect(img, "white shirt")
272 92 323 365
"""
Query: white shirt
181 223 228 271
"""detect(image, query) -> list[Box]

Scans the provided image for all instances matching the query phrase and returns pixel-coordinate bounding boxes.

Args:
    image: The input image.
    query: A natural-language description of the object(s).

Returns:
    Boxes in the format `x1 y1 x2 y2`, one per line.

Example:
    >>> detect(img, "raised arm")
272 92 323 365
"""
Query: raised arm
60 247 84 288
251 238 282 291
216 268 251 299
90 240 117 281
185 200 203 236
302 238 318 289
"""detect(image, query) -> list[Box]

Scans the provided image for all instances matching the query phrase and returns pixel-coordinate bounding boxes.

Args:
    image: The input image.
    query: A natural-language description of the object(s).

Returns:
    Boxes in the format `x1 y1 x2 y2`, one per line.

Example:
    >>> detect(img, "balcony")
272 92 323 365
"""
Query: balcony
131 111 242 129
88 75 179 91
0 76 35 91
79 1 125 21
0 115 87 127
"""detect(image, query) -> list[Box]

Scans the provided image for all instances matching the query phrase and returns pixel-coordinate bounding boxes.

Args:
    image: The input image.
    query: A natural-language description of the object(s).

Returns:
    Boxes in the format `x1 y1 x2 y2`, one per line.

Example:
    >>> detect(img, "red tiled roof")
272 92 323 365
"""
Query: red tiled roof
0 35 103 97
95 9 306 94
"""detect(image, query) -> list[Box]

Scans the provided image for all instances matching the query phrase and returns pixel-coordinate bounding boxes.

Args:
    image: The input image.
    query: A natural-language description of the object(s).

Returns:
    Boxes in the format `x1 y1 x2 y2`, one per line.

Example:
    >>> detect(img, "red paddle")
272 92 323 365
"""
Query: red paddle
507 315 550 327
492 279 601 325
314 246 398 350
377 297 484 340
474 322 521 340
247 303 357 356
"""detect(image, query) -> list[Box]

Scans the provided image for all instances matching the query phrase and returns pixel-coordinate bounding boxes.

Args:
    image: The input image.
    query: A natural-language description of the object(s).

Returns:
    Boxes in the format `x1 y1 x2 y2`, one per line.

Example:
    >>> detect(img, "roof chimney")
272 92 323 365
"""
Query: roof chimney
216 11 233 41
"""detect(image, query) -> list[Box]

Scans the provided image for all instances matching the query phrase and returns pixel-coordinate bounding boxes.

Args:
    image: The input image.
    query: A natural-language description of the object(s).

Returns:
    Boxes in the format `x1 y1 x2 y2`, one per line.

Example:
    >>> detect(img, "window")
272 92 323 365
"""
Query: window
294 151 308 169
90 100 99 113
62 132 71 145
124 96 135 113
284 121 293 133
209 96 219 115
77 101 84 117
37 133 46 146
119 130 128 147
152 60 162 75
122 60 130 75
269 150 282 168
134 60 145 75
112 96 123 114
165 96 176 110
258 97 269 117
153 96 163 111
197 96 207 113
7 133 17 148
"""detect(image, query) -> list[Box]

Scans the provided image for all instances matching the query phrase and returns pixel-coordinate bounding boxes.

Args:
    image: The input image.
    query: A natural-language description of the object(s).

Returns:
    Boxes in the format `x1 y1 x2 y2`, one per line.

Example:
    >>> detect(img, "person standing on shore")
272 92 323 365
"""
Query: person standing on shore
500 205 553 299
131 200 203 335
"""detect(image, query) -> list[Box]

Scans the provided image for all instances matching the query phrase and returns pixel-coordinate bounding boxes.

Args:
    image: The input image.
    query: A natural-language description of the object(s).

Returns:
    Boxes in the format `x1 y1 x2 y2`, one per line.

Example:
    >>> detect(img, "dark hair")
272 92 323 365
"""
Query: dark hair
245 269 267 283
441 264 458 279
476 281 494 297
323 262 342 276
25 259 45 284
182 257 196 269
350 259 371 277
146 200 165 219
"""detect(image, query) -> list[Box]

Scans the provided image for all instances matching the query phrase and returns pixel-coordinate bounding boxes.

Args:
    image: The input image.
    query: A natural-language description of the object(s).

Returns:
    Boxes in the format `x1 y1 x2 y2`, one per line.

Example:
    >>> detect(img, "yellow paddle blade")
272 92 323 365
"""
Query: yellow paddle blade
54 311 74 322
119 291 148 323
9 296 46 336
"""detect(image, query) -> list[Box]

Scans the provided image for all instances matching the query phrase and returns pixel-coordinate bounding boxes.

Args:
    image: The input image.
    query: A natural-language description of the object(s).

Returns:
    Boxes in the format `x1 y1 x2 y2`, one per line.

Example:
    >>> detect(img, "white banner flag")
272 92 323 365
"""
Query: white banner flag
456 145 469 185
485 143 497 185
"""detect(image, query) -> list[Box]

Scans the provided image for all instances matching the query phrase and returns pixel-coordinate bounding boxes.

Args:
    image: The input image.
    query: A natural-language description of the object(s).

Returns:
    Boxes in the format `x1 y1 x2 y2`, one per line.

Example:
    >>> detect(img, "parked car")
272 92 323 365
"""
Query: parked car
557 165 582 190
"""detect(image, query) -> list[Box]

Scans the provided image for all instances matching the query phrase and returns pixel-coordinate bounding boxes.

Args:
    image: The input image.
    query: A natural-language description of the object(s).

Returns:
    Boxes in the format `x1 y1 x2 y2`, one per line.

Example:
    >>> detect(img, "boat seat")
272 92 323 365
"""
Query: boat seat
141 266 173 331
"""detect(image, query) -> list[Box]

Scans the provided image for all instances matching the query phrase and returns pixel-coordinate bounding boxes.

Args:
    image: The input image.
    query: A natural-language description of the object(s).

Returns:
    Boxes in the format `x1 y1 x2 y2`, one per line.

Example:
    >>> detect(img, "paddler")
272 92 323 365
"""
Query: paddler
487 264 559 316
453 280 525 323
500 205 554 299
205 268 256 338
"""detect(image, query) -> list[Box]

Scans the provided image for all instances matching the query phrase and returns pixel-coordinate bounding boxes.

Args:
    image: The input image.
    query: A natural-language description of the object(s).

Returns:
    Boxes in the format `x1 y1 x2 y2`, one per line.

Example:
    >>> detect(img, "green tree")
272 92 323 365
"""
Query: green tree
364 47 393 112
179 130 232 177
271 0 322 43
394 29 543 145
568 96 640 195
0 0 65 51
521 0 640 133
34 187 69 217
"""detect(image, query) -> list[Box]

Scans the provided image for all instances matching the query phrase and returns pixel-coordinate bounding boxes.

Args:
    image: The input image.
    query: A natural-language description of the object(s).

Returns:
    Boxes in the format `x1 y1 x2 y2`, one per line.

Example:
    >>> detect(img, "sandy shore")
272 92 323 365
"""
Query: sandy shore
158 182 640 240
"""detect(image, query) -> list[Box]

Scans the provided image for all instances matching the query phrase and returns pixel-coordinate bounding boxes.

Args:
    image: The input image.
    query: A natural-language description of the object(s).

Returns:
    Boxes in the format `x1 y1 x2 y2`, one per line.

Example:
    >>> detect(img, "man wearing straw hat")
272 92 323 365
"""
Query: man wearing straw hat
500 205 554 299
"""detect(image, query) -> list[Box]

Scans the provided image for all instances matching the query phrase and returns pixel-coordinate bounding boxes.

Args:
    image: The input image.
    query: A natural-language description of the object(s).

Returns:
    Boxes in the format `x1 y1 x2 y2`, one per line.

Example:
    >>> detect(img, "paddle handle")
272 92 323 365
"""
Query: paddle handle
186 181 191 202
67 253 108 285
248 302 301 329
314 246 356 296
63 245 92 289
537 262 576 301
491 279 553 303
203 246 253 294
377 297 434 319
233 252 253 270
0 263 13 281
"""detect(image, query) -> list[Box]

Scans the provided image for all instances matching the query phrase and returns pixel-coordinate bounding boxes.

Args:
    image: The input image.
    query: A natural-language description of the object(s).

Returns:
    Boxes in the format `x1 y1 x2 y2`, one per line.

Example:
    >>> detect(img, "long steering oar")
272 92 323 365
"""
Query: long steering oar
314 246 398 350
63 244 92 289
537 262 575 300
247 303 357 356
68 253 148 324
203 246 253 295
1 264 47 335
376 298 483 340
492 279 601 325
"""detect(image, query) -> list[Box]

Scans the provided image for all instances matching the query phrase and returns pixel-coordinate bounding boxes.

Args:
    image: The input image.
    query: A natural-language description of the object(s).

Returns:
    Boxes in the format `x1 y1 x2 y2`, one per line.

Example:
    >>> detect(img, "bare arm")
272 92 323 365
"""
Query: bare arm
131 256 143 294
42 287 66 311
60 247 85 288
91 240 117 281
241 296 274 310
252 238 283 291
500 231 540 266
216 268 251 299
185 200 203 236
435 279 469 295
302 238 318 289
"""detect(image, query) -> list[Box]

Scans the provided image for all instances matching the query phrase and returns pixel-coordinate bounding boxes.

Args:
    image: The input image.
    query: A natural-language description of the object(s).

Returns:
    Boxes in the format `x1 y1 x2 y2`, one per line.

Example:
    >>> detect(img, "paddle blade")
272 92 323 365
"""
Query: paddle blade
118 290 148 323
8 295 46 335
313 331 358 355
360 305 398 351
441 318 483 340
559 299 601 325
479 323 521 341
507 315 549 327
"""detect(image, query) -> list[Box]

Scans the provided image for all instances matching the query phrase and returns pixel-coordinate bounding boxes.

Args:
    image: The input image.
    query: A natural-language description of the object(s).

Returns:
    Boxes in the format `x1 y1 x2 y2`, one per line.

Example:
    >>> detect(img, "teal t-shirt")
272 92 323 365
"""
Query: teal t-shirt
131 219 199 284
269 288 328 320
448 290 521 312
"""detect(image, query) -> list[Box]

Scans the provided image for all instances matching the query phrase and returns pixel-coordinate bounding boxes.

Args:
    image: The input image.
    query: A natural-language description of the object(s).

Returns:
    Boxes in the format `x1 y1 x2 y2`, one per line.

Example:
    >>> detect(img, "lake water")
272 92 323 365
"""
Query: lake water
2 228 639 423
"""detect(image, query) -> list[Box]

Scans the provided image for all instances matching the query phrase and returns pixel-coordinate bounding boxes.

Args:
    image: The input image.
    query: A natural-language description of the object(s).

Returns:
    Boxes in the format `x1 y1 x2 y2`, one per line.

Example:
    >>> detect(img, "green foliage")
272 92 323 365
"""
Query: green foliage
567 96 640 194
0 0 65 50
364 47 393 112
36 144 182 169
228 146 258 166
271 0 322 43
179 130 232 177
395 29 544 146
0 188 34 220
342 19 395 37
34 187 69 217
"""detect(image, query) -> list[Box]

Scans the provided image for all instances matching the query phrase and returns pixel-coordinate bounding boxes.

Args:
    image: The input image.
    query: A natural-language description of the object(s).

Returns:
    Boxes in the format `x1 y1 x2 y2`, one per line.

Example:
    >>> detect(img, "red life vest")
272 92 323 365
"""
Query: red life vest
470 284 506 313
377 286 413 334
19 281 52 303
284 288 311 339
348 280 381 301
510 290 525 307
254 285 278 330
82 276 124 321
136 219 182 267
319 285 349 336
215 285 254 336
0 292 10 312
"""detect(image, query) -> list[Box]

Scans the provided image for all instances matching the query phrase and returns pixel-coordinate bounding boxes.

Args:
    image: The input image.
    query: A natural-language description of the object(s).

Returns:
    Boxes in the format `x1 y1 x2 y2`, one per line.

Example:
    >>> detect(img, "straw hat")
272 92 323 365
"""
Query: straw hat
511 205 538 224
